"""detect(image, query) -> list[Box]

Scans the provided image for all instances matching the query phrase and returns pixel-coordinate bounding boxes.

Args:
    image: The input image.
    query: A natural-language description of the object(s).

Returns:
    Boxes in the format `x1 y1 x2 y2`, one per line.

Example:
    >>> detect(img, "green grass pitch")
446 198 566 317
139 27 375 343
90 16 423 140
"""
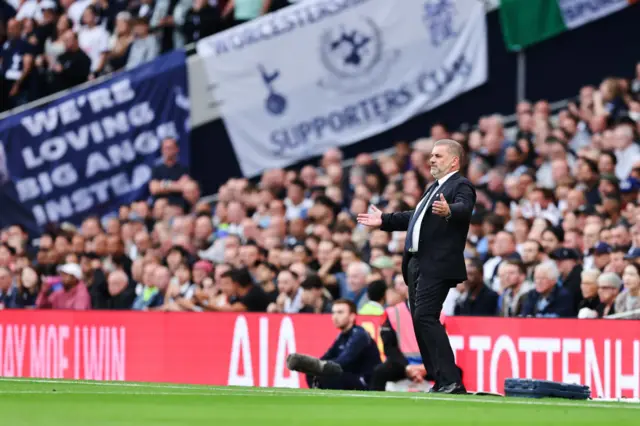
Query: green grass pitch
0 379 638 425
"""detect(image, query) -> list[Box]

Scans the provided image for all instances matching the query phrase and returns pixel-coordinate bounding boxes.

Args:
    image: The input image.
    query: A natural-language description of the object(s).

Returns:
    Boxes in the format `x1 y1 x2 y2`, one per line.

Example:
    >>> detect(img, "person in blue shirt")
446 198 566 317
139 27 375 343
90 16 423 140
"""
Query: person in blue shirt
306 299 381 390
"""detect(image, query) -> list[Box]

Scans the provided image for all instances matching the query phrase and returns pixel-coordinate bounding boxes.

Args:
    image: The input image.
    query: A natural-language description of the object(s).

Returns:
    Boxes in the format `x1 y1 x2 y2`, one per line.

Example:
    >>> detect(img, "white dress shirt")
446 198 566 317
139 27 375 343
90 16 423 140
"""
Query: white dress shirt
410 170 458 253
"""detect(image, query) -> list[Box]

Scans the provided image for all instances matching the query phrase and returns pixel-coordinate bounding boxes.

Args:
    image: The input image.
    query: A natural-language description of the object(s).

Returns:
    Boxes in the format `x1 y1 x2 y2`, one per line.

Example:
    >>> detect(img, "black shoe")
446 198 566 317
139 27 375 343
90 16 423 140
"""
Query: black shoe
437 383 467 395
427 383 441 393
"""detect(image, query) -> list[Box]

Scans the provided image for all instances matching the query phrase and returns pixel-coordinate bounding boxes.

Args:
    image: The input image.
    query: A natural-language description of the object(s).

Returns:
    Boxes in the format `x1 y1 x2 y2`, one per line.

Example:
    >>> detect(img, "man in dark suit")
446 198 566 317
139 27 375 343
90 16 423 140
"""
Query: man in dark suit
357 139 475 394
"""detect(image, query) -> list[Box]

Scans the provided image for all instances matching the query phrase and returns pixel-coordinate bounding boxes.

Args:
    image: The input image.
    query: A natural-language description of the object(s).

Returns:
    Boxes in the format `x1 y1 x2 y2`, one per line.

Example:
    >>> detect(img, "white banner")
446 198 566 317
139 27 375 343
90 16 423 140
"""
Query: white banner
197 0 488 177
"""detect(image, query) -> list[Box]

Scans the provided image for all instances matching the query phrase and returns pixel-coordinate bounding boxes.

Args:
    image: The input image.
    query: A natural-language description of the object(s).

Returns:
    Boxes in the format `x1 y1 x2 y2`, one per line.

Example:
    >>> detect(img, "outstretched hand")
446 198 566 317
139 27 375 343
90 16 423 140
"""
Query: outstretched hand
432 194 451 217
357 205 383 228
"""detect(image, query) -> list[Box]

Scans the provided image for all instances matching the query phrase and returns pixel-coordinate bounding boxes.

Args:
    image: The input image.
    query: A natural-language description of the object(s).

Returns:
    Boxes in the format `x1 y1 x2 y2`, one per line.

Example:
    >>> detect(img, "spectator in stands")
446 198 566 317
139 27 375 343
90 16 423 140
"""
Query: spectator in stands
550 248 583 313
455 258 499 317
370 287 426 391
595 272 622 317
615 264 640 319
521 261 573 318
268 269 302 313
106 11 133 73
577 269 601 318
10 265 40 308
222 0 271 28
497 259 533 317
299 274 332 314
149 137 190 208
345 261 371 310
0 266 16 308
182 0 220 44
78 5 109 79
0 18 34 110
126 16 158 70
212 267 270 312
358 279 386 315
102 269 136 309
307 299 381 390
132 264 166 310
36 263 92 310
50 29 90 93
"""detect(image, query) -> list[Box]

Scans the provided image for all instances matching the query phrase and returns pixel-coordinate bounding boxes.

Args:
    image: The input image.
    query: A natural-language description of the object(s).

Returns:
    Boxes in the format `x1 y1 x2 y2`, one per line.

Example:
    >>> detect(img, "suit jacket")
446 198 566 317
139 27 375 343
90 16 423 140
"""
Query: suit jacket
380 172 476 286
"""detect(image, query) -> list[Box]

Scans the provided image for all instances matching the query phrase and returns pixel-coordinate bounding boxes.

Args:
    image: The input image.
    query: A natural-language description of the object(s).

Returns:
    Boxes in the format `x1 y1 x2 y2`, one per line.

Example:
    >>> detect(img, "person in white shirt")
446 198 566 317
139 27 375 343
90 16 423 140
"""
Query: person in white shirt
613 123 640 180
77 5 109 77
268 269 303 313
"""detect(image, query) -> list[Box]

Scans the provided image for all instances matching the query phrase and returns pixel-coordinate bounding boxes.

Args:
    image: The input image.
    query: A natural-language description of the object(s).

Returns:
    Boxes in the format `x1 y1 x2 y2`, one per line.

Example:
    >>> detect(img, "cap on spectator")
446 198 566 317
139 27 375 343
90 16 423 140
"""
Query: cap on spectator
193 260 213 274
620 177 640 194
58 263 83 280
600 173 620 186
624 248 640 260
40 0 57 10
594 242 612 255
371 256 393 269
549 248 580 261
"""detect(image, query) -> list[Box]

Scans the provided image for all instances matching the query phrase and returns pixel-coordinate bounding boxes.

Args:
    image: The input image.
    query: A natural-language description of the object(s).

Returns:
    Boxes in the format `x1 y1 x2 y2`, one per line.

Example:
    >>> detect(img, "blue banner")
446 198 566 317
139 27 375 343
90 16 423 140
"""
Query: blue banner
0 51 190 234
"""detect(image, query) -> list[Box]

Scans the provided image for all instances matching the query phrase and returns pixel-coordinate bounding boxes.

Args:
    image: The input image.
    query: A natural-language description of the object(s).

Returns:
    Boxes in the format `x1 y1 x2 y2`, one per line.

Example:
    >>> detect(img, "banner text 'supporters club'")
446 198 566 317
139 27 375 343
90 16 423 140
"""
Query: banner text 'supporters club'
197 0 488 177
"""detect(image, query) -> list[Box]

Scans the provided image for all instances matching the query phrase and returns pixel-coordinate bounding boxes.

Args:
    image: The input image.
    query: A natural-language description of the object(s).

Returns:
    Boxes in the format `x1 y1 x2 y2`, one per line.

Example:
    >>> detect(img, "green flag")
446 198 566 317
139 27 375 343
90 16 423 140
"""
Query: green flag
499 0 633 51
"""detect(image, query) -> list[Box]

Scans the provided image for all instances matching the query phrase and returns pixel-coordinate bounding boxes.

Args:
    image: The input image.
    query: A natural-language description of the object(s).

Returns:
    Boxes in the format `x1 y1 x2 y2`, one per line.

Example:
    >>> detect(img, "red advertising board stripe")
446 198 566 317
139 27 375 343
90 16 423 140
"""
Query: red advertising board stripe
0 311 638 398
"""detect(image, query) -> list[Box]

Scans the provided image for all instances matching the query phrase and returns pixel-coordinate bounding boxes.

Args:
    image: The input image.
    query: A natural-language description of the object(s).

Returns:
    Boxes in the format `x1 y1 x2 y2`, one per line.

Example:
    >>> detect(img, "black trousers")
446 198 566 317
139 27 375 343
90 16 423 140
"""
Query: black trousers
306 372 367 391
369 361 407 391
407 255 461 387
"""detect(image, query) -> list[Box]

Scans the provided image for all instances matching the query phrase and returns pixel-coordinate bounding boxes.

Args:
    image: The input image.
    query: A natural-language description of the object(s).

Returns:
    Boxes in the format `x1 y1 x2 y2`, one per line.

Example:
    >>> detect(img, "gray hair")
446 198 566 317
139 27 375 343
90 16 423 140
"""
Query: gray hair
597 272 622 289
580 269 601 283
535 260 560 282
434 139 465 164
348 261 371 276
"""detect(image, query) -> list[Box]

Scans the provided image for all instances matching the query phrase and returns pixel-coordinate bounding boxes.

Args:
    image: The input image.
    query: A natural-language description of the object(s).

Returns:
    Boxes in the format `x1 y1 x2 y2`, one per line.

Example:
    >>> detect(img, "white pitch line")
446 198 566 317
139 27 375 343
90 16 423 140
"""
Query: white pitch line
0 378 638 410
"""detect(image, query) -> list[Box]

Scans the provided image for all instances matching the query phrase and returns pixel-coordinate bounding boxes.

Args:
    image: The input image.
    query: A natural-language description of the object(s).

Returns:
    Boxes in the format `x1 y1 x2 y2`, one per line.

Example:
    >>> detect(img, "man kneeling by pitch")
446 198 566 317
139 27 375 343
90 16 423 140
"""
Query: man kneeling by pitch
290 299 381 390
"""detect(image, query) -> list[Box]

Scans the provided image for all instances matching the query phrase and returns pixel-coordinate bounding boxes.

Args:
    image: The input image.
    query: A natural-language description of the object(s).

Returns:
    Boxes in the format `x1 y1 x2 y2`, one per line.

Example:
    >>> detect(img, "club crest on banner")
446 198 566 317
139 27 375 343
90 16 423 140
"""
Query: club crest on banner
258 64 288 116
423 0 459 47
318 17 399 94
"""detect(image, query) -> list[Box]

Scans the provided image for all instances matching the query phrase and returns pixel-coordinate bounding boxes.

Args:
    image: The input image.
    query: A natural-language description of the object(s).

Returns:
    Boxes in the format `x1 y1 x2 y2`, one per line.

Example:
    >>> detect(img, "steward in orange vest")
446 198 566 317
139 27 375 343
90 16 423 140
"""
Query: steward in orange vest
369 300 427 391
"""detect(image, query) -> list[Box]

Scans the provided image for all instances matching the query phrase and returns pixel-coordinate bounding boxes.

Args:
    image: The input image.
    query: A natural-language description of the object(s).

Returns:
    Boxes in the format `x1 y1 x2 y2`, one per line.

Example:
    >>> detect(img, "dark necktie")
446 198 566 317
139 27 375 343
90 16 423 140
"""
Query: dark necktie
404 181 439 252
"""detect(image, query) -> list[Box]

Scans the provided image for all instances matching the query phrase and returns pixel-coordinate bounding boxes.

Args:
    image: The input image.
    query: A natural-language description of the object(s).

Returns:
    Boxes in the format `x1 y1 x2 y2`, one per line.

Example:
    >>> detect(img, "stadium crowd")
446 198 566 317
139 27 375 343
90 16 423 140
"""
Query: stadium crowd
0 0 299 112
1 60 640 320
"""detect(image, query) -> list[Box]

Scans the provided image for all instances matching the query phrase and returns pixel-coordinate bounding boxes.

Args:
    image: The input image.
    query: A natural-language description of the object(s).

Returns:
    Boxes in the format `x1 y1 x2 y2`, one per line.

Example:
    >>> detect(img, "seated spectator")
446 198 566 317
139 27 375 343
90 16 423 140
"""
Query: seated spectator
595 272 622 317
299 274 332 314
345 261 371 310
36 263 92 310
520 260 574 318
370 286 427 391
0 266 16 308
577 269 601 318
101 270 135 310
614 264 640 319
455 258 499 317
550 248 583 313
11 265 41 308
268 269 303 313
132 264 168 310
211 267 270 312
126 16 158 70
358 279 387 315
306 299 381 390
497 259 534 317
